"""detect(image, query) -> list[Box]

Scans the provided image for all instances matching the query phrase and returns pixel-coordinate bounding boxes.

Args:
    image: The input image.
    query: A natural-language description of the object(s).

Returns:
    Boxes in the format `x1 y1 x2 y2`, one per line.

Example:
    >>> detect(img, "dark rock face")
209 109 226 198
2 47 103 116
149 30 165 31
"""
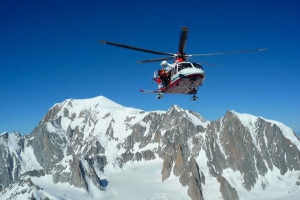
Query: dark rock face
0 97 299 200
0 132 22 189
187 157 204 200
30 125 66 173
217 174 239 200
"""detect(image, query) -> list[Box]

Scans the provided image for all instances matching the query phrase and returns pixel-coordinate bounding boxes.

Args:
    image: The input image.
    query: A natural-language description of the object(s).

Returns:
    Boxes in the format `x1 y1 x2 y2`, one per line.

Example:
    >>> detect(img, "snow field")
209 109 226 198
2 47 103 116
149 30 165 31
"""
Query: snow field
21 159 189 200
102 158 188 200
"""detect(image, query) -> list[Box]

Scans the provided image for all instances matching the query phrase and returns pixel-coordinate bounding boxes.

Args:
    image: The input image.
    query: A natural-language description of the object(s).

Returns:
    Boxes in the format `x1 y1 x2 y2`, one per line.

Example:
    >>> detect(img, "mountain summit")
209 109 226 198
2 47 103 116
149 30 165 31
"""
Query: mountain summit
1 96 299 200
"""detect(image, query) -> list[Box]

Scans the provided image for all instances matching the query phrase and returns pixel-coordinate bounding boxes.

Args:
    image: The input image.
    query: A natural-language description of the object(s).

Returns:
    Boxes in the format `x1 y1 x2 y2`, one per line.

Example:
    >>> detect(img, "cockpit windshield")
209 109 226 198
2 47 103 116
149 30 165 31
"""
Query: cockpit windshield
177 62 203 72
192 63 203 69
177 62 193 71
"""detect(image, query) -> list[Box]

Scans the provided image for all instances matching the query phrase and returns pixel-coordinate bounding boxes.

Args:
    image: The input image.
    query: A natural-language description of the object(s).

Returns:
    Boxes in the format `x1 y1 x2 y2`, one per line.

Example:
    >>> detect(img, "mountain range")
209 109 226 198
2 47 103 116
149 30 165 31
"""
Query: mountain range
1 96 299 200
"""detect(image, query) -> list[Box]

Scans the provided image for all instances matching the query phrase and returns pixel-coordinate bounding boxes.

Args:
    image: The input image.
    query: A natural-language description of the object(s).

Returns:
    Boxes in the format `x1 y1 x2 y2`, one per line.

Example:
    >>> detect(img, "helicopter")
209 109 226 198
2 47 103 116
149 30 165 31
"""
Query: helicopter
100 27 266 100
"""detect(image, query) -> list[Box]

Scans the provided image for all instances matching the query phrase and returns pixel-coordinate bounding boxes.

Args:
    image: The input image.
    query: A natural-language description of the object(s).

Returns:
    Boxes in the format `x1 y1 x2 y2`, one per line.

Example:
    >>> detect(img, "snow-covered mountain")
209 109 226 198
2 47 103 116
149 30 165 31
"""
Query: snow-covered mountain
1 96 300 200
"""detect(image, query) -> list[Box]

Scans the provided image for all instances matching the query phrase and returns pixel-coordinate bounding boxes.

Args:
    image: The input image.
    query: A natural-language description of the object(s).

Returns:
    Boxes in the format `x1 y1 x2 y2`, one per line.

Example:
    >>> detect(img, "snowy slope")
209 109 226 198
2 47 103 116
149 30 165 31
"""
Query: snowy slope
232 110 300 150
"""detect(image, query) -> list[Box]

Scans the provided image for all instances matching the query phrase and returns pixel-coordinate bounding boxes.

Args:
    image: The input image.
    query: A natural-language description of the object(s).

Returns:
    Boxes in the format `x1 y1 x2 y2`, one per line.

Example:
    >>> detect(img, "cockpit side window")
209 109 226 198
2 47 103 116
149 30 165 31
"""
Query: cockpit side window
177 63 182 71
172 65 178 76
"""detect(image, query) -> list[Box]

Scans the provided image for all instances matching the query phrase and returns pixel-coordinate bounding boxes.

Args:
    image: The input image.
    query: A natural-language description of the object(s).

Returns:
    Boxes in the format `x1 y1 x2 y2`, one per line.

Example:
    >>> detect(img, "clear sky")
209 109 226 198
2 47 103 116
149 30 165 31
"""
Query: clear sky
1 0 299 134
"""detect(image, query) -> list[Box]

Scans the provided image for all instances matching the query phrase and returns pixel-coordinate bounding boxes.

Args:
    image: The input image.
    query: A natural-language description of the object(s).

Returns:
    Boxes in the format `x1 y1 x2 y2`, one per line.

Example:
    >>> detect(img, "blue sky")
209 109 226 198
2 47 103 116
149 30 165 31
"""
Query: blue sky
1 0 299 134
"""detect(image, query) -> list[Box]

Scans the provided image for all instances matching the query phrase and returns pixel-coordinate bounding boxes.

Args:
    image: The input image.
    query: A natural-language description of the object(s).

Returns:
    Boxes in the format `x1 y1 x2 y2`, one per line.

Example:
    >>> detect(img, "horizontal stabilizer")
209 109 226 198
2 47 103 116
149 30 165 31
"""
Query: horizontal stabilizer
139 89 161 94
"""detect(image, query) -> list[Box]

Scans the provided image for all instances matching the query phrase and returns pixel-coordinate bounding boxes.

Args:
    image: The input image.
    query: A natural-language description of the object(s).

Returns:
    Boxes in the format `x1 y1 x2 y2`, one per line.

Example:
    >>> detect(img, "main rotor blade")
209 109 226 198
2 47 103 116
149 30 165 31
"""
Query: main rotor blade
178 27 188 54
100 40 174 56
138 56 174 63
191 48 267 56
197 61 218 67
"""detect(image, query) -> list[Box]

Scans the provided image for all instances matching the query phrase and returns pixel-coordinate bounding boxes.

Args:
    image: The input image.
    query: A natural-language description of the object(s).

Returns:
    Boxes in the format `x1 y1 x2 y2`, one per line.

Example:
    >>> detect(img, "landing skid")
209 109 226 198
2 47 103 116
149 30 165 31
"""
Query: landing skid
191 95 198 101
156 92 164 99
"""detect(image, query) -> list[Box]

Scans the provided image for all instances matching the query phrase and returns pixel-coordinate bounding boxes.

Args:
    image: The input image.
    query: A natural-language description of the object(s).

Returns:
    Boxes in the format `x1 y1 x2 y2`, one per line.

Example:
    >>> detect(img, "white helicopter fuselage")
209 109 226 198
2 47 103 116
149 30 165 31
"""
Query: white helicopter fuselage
161 61 205 94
